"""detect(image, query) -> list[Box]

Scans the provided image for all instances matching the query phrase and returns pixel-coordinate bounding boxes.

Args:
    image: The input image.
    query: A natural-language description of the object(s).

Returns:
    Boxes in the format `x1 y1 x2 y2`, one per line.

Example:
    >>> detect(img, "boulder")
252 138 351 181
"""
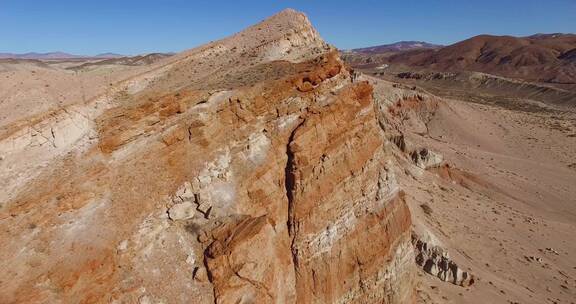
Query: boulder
168 201 196 221
411 148 443 169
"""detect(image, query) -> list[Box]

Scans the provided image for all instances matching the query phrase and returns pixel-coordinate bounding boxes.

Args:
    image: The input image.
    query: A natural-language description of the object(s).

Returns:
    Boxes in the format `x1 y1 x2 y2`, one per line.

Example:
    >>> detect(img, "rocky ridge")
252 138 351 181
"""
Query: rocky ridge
0 9 417 304
412 234 474 287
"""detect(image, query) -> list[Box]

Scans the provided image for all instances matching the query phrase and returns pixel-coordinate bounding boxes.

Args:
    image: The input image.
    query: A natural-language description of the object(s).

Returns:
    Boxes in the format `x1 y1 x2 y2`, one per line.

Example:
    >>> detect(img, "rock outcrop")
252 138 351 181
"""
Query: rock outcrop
287 80 414 304
410 148 443 169
0 9 415 304
412 234 475 287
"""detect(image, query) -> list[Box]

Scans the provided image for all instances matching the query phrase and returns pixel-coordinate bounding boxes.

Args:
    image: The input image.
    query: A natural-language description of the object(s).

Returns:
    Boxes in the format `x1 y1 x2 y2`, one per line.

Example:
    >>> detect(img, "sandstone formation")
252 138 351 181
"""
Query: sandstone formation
410 148 443 169
412 235 474 287
0 9 415 304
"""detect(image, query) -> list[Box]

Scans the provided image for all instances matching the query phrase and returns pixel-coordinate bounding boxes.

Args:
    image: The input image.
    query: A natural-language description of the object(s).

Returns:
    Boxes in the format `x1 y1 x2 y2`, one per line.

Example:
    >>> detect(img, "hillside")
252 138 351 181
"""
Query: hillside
387 33 576 85
0 9 416 303
67 53 173 71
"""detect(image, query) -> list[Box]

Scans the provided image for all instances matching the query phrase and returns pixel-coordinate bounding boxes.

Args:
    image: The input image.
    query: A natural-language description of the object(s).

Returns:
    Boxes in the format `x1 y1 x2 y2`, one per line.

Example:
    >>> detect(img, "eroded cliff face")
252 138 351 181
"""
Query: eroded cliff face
286 80 414 303
0 9 414 303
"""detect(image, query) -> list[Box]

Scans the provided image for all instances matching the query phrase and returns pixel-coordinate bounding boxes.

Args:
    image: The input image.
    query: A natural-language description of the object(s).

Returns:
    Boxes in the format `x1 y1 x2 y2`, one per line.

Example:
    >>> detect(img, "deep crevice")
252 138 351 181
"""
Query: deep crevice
285 118 305 275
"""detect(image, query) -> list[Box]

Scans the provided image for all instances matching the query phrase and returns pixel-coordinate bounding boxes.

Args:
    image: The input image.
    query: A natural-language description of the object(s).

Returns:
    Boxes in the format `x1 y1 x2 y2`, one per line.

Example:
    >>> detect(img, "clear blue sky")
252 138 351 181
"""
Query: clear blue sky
1 0 574 55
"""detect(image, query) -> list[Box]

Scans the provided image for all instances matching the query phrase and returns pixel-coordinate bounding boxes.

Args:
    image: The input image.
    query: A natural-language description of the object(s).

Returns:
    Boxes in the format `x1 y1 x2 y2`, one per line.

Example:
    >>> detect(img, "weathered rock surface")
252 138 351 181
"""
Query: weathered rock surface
168 201 196 220
0 9 415 304
413 232 475 287
286 81 414 303
410 148 443 169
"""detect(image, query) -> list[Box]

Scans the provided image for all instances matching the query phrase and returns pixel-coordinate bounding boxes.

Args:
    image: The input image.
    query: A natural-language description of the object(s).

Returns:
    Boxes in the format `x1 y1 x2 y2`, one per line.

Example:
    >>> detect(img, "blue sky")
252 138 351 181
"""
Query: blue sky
1 0 574 55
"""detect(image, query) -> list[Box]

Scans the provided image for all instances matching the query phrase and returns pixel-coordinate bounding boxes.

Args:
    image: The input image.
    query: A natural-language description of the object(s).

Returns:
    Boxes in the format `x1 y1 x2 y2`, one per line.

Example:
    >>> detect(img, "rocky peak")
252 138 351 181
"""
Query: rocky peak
0 9 416 304
174 8 327 63
228 8 325 56
140 9 331 94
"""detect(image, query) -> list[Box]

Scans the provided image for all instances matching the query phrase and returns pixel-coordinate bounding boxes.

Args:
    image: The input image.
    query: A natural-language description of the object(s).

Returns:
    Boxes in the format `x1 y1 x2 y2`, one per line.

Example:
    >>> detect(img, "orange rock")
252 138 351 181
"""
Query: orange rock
0 9 415 304
286 82 415 303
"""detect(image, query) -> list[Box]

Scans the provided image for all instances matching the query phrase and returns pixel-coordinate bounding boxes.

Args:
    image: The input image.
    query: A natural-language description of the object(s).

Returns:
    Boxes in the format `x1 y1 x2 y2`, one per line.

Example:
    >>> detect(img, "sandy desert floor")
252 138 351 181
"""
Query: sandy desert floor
392 90 576 303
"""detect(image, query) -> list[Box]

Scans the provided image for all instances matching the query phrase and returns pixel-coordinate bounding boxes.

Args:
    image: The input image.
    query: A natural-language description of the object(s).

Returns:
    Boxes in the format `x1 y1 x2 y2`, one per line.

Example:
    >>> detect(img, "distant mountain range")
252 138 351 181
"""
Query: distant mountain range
385 33 576 85
350 41 442 54
344 33 576 86
0 52 125 60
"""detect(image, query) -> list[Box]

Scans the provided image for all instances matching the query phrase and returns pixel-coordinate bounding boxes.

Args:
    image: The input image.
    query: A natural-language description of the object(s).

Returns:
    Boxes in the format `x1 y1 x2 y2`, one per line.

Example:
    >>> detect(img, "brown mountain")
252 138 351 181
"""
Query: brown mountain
387 33 576 85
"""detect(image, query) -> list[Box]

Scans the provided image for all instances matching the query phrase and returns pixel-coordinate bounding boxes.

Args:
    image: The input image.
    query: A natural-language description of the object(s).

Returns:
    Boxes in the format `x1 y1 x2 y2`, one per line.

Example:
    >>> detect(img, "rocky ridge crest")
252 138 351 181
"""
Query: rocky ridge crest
0 9 417 304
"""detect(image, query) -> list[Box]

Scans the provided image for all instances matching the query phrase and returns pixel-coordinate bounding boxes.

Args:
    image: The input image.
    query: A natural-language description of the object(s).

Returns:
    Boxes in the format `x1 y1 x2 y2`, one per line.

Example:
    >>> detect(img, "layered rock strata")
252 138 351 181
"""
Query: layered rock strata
0 9 415 304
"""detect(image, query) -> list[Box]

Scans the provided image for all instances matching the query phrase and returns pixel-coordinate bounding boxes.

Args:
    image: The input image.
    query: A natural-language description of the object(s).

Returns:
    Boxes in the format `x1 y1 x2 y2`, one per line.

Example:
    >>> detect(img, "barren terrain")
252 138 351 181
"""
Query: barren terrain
0 8 574 304
369 77 576 303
